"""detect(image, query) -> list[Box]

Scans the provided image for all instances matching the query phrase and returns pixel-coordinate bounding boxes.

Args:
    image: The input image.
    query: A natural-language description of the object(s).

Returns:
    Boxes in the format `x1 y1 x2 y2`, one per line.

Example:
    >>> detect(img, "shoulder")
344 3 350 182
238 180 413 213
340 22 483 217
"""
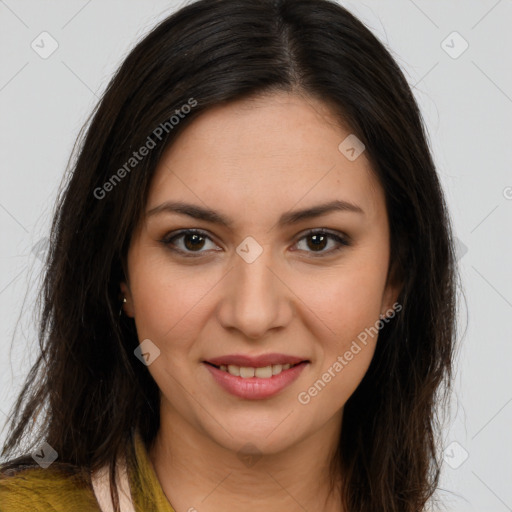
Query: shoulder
0 460 101 512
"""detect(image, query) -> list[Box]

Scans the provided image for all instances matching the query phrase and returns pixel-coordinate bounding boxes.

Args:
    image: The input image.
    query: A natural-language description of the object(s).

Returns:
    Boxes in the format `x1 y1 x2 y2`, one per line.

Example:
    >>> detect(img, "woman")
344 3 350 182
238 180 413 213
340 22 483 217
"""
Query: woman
0 0 458 511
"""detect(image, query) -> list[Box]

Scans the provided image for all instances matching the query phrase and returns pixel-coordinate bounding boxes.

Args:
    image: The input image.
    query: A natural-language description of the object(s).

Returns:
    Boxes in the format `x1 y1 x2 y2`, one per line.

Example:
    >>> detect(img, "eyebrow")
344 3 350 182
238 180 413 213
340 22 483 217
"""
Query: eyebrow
146 199 364 228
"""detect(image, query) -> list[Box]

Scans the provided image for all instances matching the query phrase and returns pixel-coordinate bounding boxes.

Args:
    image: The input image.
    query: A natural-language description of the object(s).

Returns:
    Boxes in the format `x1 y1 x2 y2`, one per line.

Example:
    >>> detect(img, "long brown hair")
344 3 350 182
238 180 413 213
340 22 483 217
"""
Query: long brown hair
1 1 459 510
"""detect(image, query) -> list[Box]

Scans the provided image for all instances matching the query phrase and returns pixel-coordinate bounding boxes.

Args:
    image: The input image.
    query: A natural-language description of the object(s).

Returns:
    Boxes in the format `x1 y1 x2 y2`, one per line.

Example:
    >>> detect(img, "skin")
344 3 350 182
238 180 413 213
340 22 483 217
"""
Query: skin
121 91 400 512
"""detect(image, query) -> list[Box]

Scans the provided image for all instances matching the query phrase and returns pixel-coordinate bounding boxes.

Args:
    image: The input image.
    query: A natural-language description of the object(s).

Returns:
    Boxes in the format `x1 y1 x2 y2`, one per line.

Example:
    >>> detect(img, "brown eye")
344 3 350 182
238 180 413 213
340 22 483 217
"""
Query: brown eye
183 233 206 251
161 228 349 258
306 233 328 251
161 229 218 255
294 230 350 256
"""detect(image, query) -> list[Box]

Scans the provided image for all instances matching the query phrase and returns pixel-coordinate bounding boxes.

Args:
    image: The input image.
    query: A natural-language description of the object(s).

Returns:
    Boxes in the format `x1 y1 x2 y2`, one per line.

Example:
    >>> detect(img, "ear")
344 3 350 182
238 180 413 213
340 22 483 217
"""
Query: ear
380 283 401 319
380 267 403 319
120 281 135 318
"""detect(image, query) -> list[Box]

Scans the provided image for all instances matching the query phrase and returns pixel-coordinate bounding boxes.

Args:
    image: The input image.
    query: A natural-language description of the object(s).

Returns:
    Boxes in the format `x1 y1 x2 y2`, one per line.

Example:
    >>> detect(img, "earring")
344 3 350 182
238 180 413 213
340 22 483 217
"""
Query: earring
119 296 127 317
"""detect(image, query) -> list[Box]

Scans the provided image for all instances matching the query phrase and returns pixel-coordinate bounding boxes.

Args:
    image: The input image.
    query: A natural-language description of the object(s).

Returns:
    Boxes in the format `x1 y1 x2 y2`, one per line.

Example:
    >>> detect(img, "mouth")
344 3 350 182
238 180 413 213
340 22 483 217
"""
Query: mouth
202 356 310 400
203 361 304 379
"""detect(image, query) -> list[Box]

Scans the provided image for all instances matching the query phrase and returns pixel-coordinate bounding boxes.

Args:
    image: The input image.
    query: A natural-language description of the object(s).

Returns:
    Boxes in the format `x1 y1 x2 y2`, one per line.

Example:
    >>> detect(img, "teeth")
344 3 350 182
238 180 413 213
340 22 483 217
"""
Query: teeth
272 364 282 375
218 363 297 378
227 364 240 376
240 367 255 378
255 366 273 378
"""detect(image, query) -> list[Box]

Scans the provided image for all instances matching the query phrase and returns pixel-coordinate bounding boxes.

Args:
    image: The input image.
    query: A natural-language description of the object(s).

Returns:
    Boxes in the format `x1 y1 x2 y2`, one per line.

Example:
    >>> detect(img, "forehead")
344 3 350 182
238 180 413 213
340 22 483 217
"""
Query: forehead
147 91 385 224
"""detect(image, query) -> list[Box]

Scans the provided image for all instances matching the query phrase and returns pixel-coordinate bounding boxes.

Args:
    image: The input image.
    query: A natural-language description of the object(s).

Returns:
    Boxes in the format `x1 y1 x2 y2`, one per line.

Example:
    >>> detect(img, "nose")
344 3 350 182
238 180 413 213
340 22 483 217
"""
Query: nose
216 245 294 340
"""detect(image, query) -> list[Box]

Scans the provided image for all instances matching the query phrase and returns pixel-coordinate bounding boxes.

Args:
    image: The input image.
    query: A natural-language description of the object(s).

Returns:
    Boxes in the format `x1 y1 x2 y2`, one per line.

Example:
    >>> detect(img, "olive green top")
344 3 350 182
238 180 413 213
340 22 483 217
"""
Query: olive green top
0 432 176 512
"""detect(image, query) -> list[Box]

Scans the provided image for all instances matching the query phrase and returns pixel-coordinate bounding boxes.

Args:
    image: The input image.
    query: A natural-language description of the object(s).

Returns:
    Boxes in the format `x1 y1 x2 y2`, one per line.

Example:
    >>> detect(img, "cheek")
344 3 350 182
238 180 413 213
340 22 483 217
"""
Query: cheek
298 279 380 413
128 263 219 399
292 258 386 405
304 346 376 415
295 258 388 340
129 257 222 348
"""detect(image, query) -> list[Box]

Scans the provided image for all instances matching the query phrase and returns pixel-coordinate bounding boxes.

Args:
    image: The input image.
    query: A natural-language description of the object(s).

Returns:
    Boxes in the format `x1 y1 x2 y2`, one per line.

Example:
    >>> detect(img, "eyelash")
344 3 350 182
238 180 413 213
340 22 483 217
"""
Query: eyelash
159 228 350 258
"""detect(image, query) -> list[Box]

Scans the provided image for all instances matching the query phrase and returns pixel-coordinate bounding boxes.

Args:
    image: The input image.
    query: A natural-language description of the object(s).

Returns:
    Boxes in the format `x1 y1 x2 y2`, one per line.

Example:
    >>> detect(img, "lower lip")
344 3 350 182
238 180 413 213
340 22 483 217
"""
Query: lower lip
204 362 308 400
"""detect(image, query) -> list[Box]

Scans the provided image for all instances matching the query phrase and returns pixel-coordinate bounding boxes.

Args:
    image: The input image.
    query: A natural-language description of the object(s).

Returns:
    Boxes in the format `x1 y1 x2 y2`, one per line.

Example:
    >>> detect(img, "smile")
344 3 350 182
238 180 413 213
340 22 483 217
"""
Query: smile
207 362 300 378
203 360 309 400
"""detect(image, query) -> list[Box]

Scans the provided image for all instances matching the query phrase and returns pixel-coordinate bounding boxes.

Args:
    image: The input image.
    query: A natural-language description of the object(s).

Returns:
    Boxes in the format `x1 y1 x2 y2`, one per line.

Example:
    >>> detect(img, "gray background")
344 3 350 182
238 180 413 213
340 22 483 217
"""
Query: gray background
1 1 511 510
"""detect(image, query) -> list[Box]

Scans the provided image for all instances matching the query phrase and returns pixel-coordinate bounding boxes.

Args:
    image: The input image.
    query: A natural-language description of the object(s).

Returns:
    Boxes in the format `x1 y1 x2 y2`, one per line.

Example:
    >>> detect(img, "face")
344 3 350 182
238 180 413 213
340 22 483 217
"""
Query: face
121 91 400 456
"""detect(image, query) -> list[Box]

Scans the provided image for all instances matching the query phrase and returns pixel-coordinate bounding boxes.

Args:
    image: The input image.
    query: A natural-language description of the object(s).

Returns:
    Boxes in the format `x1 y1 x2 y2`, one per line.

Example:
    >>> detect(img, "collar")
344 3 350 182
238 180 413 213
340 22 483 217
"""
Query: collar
91 431 176 512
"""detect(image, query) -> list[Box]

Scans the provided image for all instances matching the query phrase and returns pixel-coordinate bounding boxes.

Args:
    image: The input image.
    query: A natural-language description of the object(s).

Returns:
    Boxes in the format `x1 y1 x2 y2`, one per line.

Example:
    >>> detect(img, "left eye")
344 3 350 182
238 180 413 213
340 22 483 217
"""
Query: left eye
294 229 349 255
161 229 349 257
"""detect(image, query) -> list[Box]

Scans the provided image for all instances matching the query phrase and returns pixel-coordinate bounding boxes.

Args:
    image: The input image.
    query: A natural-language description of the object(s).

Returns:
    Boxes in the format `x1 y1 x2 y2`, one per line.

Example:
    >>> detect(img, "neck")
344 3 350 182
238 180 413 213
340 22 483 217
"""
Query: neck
149 403 345 512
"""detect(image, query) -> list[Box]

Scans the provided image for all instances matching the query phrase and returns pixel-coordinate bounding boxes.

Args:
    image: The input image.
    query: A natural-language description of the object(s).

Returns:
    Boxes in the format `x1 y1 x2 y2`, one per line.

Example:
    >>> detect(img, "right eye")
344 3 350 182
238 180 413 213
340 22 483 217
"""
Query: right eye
160 229 220 257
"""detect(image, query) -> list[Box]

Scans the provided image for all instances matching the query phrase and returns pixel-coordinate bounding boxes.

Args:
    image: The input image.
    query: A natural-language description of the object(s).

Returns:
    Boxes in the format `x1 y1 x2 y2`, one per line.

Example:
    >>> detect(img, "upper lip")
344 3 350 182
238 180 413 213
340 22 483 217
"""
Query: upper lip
205 353 308 367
